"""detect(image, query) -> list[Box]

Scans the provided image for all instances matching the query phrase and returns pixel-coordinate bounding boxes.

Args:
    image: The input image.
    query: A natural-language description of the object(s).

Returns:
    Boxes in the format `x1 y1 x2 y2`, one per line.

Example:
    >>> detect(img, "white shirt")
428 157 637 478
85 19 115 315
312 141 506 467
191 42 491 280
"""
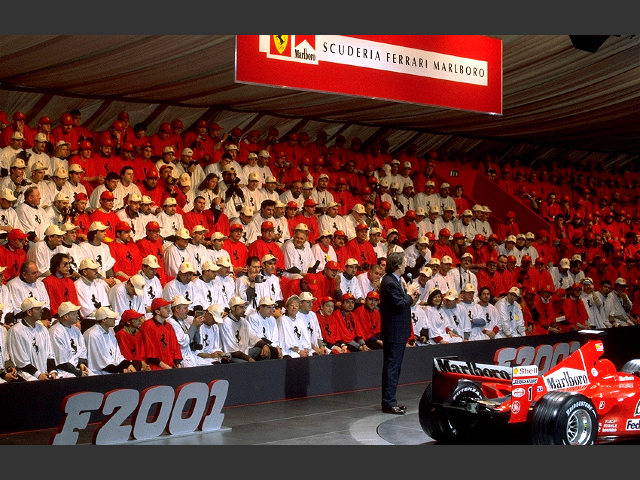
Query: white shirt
74 276 111 320
8 319 55 380
83 323 127 374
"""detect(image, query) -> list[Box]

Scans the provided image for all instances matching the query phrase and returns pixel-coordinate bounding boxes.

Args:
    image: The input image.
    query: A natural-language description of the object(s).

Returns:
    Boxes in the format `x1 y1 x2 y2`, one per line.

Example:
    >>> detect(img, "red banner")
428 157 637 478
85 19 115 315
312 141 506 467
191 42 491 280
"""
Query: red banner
235 35 502 115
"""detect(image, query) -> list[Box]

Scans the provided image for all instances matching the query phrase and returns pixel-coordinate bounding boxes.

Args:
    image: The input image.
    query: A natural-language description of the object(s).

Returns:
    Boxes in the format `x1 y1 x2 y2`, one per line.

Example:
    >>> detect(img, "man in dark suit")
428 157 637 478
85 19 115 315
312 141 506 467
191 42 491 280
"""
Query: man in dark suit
379 251 420 414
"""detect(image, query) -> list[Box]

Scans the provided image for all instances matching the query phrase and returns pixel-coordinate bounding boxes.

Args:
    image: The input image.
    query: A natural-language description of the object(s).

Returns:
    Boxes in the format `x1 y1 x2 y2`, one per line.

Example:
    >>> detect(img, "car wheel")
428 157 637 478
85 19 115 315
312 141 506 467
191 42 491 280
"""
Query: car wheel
418 381 484 444
531 391 598 445
620 359 640 376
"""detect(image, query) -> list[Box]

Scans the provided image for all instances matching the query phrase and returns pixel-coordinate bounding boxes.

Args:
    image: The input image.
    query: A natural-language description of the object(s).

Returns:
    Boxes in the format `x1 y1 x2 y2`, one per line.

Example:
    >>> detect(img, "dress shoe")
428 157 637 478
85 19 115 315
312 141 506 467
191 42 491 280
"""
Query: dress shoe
382 406 406 415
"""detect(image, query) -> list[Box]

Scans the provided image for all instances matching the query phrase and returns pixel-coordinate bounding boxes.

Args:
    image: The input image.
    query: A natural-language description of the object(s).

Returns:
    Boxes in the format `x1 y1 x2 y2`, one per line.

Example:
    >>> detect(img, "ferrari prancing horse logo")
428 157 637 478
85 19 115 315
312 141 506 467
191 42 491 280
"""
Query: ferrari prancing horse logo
273 35 288 54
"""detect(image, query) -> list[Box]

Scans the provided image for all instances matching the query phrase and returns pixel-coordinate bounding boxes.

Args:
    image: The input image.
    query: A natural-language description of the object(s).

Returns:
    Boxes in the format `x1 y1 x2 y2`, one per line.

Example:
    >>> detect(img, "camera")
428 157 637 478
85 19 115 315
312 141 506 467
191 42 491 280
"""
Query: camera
254 273 266 283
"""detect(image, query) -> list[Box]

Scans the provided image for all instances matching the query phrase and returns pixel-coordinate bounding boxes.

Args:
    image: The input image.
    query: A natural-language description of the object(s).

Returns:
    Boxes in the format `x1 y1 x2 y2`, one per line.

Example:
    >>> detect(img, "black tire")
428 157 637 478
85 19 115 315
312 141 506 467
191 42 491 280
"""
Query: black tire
418 381 484 444
620 359 640 376
531 391 598 445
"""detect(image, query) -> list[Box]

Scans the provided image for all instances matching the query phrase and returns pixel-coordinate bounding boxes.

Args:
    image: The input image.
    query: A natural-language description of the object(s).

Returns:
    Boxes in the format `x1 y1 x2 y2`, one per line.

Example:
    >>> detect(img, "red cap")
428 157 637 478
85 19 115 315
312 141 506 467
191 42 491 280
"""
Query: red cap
425 232 436 241
521 255 532 263
230 223 243 231
333 230 346 238
540 284 555 293
100 191 115 201
12 111 26 121
231 127 243 137
61 113 73 125
79 140 93 151
38 116 51 124
321 296 335 305
101 138 114 148
159 122 172 133
366 291 380 299
473 234 485 242
268 127 279 137
171 119 183 129
453 232 465 239
118 111 130 120
571 282 583 290
439 228 451 237
299 132 309 141
405 210 417 219
151 298 172 311
8 228 29 241
506 210 516 218
122 142 134 152
507 255 517 262
196 119 208 128
303 198 317 207
380 201 391 210
74 192 88 201
286 201 298 209
325 261 341 270
288 132 298 141
488 233 500 242
261 221 275 231
146 167 159 178
341 292 355 301
487 255 498 264
119 309 144 326
356 223 369 231
111 120 124 132
361 186 371 195
302 157 313 167
146 221 160 231
115 221 131 232
367 176 378 184
209 121 222 131
337 176 347 184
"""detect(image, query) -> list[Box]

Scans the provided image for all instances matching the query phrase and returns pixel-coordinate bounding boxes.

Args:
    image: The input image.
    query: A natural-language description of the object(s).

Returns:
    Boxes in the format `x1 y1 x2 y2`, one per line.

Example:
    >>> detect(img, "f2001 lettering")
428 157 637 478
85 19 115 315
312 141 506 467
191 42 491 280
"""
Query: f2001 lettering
494 341 581 374
50 380 229 445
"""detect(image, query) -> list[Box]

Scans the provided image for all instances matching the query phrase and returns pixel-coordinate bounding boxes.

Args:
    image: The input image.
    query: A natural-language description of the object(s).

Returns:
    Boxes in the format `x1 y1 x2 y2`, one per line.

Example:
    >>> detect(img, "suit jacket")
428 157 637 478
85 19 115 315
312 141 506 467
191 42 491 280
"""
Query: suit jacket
379 272 413 343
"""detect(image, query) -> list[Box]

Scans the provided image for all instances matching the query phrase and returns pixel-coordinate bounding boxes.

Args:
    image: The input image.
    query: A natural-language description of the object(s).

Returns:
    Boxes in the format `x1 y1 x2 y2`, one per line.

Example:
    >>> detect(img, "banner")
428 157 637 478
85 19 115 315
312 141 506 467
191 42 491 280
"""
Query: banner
235 35 502 115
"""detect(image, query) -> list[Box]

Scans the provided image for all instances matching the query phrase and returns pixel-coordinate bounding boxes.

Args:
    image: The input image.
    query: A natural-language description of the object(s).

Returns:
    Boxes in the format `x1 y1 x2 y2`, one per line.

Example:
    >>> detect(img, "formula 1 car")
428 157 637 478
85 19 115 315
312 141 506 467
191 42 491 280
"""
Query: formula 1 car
418 334 640 444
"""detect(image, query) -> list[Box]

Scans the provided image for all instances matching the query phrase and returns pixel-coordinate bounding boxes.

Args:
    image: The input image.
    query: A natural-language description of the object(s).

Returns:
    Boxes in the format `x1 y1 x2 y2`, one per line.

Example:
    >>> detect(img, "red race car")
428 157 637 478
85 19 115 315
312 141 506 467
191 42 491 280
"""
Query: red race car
419 333 640 444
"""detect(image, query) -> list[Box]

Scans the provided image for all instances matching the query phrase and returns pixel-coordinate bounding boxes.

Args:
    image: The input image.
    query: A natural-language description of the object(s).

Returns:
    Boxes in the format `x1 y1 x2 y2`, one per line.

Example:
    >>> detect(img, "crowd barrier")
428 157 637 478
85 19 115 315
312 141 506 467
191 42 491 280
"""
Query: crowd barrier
2 326 639 438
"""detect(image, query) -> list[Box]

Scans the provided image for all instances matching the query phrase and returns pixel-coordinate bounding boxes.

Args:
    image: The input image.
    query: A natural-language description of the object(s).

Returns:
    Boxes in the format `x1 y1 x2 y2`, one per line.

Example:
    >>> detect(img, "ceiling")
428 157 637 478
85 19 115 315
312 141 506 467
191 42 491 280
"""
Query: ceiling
1 34 638 169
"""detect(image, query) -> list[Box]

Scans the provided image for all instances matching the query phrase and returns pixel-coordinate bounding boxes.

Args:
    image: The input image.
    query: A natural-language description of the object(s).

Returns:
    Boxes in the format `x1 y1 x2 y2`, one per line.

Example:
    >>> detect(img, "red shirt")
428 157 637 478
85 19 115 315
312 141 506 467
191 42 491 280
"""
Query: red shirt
115 328 145 362
42 275 80 316
223 239 248 270
345 238 376 271
0 244 27 282
139 318 182 370
135 237 168 286
109 240 143 281
89 208 121 241
247 238 285 269
352 306 381 340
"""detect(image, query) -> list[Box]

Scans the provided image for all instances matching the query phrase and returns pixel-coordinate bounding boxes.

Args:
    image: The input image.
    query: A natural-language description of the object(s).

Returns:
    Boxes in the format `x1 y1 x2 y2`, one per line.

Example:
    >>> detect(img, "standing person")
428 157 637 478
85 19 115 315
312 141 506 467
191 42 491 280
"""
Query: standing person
379 251 419 415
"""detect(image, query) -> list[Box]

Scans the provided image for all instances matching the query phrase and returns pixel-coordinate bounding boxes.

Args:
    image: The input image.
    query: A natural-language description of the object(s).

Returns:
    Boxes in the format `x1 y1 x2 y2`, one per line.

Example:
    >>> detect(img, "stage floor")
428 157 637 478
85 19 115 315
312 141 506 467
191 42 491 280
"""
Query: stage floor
0 382 432 445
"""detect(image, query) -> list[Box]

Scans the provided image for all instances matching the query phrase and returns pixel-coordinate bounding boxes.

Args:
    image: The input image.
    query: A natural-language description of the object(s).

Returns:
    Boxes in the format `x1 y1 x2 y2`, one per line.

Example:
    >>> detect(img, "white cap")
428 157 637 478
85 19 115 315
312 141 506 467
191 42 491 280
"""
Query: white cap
0 188 17 201
559 258 570 269
58 301 81 318
615 277 627 286
10 158 26 169
53 166 68 178
178 262 196 274
443 290 458 301
171 294 192 307
201 260 220 272
441 255 453 264
95 306 119 321
89 221 108 232
248 172 260 182
30 160 47 171
141 195 153 205
352 203 366 214
54 192 70 203
429 205 440 214
261 254 277 264
294 222 309 232
44 225 65 236
175 227 191 239
79 258 99 270
142 255 161 268
419 266 433 277
192 225 208 234
229 296 249 308
163 197 177 206
211 231 227 240
298 292 315 302
345 258 359 266
463 283 476 292
461 252 473 260
163 146 175 154
182 147 194 156
216 256 232 268
128 193 142 203
61 221 79 232
241 206 254 216
258 150 271 158
206 304 224 324
259 296 276 307
506 235 517 243
129 274 146 295
21 297 45 312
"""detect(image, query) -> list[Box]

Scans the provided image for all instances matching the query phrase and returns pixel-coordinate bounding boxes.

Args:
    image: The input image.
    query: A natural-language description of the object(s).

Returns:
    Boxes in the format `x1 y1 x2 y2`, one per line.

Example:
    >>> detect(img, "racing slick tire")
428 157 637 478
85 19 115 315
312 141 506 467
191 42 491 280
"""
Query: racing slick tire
419 381 484 444
531 391 598 445
620 359 640 376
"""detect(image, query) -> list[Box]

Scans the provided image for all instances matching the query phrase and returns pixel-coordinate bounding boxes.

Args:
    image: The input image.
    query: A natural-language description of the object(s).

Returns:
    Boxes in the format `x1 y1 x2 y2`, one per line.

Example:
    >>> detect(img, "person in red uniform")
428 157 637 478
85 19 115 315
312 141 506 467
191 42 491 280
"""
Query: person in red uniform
432 228 459 265
42 252 80 317
139 297 183 370
294 198 320 244
331 230 349 269
149 122 176 159
392 210 419 247
0 228 29 282
182 195 211 233
316 296 347 353
51 112 82 154
561 282 591 332
114 309 149 371
247 221 285 270
352 290 382 350
88 190 120 241
183 120 217 165
70 192 91 242
137 166 164 209
346 223 377 273
326 292 370 352
135 221 168 286
223 223 249 274
476 255 510 302
109 221 143 282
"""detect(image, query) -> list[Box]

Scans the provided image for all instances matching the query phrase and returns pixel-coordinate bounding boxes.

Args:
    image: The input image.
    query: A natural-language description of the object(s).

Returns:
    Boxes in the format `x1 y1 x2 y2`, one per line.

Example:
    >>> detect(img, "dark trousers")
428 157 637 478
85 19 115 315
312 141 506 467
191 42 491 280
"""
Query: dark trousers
381 341 406 409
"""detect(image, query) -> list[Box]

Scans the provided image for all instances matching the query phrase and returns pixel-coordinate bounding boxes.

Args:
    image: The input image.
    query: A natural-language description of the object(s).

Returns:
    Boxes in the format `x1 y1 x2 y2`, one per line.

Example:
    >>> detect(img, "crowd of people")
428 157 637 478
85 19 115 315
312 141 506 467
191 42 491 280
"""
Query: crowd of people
0 108 638 383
